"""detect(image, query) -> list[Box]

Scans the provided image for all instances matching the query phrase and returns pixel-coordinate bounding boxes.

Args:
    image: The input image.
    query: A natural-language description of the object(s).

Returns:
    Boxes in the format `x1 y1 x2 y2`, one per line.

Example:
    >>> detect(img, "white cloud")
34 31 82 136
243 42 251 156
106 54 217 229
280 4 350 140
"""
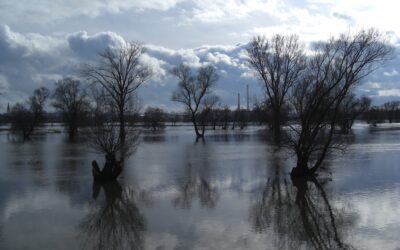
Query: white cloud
0 0 182 24
139 54 167 82
0 26 261 110
67 31 126 60
378 89 400 97
365 82 382 89
384 70 399 77
189 0 285 23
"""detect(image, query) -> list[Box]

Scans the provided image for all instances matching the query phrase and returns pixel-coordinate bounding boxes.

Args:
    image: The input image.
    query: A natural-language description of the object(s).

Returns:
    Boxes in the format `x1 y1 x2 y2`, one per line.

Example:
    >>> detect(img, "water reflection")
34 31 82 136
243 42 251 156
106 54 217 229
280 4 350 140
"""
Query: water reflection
173 163 219 209
250 155 356 250
80 181 146 250
1 126 400 249
141 130 166 143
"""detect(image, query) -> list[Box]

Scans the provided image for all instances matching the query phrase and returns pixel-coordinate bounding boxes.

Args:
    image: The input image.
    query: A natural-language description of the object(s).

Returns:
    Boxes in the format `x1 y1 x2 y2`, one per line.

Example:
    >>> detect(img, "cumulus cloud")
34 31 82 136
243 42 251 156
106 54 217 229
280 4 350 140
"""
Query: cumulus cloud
1 0 400 51
0 25 399 111
67 31 126 59
0 25 261 111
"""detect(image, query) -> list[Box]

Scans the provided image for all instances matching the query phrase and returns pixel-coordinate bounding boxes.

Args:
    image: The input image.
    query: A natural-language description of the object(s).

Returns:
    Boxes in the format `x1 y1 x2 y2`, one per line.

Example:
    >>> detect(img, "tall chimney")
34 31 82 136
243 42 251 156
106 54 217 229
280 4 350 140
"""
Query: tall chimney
237 93 240 111
246 84 249 110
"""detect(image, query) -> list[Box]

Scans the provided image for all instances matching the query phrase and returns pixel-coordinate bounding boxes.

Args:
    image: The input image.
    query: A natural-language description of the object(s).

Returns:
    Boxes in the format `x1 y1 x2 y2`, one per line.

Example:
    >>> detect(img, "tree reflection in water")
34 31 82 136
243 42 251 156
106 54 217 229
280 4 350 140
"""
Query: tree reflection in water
250 156 357 250
173 163 219 209
80 181 147 250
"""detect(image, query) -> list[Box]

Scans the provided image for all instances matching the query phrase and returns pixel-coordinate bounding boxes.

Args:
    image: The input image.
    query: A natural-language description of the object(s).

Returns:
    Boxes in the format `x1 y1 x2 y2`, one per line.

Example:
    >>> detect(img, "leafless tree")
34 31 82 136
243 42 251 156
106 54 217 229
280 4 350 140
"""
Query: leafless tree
382 100 400 123
82 42 152 143
143 107 165 131
87 122 140 158
287 29 392 177
52 78 91 140
10 87 50 141
171 64 219 138
85 86 140 169
247 34 306 142
197 94 219 134
337 95 371 133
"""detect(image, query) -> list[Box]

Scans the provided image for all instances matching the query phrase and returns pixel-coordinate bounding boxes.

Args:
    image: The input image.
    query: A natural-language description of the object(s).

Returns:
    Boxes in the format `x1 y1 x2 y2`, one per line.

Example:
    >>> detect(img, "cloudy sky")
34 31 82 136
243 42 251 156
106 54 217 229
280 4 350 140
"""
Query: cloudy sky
0 0 399 111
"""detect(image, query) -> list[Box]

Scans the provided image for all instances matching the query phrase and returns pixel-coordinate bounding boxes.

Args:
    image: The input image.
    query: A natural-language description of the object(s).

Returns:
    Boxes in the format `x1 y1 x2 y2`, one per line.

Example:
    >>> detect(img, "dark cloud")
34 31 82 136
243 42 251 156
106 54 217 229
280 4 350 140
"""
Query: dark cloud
0 25 29 63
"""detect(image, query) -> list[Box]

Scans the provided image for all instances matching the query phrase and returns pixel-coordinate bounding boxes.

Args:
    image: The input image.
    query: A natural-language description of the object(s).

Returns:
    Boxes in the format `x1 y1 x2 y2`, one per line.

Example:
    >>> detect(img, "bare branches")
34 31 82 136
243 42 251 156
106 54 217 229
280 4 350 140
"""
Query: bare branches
87 122 140 157
10 87 50 141
171 63 219 138
287 29 393 176
53 78 91 139
82 43 152 103
82 42 152 143
247 34 306 141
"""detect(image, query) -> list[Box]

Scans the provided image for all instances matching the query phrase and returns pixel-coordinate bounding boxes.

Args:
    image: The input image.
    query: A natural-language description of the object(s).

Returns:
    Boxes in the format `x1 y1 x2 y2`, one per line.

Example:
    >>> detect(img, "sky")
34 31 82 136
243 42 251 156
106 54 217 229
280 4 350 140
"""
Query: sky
0 0 399 111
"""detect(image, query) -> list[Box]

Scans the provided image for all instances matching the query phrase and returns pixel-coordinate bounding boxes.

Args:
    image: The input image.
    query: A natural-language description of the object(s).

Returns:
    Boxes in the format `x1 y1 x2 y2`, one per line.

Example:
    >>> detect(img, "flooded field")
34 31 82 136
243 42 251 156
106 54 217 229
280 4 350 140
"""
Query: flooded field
0 124 399 250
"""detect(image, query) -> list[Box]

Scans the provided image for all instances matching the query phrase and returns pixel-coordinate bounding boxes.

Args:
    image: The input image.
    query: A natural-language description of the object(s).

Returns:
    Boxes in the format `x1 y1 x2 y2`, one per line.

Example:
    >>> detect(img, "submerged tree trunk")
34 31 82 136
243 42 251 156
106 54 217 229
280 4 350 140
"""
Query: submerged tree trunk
290 154 314 177
68 120 78 140
192 115 203 138
291 162 312 177
119 107 126 144
92 157 122 182
272 107 281 143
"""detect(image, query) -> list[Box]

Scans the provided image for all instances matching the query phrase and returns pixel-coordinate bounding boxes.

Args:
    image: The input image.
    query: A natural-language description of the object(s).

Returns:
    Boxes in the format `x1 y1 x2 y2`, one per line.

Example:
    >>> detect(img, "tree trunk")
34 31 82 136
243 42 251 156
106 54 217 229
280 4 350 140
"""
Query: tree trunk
68 121 77 140
290 155 313 177
192 115 203 138
119 108 125 144
272 108 281 142
68 127 75 140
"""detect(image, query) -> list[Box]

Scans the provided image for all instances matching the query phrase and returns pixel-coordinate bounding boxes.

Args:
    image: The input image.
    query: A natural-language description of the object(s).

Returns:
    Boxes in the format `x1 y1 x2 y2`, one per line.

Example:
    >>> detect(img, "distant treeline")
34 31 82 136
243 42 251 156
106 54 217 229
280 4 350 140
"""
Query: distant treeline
2 98 400 132
0 103 270 130
362 101 400 124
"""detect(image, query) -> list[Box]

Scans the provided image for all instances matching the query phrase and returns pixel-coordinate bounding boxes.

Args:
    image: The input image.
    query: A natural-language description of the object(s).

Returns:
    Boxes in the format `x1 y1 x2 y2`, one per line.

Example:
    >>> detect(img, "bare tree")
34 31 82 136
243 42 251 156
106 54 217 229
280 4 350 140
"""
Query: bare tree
143 107 165 131
53 78 91 140
82 42 152 143
86 87 140 159
10 87 50 141
247 34 306 142
10 103 33 140
288 29 392 177
337 95 371 133
85 86 141 180
171 64 219 138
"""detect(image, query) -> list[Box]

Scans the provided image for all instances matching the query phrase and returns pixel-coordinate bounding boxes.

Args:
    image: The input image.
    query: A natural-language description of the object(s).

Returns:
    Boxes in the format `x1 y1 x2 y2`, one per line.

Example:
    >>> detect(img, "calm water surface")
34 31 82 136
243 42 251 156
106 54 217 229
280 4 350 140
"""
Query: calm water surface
0 124 399 250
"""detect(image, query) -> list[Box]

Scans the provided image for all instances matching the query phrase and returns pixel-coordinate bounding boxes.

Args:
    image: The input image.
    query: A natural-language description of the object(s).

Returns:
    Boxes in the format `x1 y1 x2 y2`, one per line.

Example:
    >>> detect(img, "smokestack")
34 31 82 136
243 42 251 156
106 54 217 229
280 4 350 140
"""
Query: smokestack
237 93 240 111
246 84 249 110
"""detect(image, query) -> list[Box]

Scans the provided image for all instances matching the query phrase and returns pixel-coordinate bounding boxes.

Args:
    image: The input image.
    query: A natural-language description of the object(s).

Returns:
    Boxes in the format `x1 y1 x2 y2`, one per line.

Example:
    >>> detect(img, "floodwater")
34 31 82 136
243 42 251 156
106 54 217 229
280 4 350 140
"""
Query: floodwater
0 124 399 250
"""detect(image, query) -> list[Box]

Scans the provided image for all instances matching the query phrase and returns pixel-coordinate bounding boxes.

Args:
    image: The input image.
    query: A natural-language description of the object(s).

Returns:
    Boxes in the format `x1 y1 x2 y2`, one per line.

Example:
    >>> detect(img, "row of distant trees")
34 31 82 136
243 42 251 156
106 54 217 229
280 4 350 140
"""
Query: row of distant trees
363 101 400 124
1 81 271 138
5 86 397 139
